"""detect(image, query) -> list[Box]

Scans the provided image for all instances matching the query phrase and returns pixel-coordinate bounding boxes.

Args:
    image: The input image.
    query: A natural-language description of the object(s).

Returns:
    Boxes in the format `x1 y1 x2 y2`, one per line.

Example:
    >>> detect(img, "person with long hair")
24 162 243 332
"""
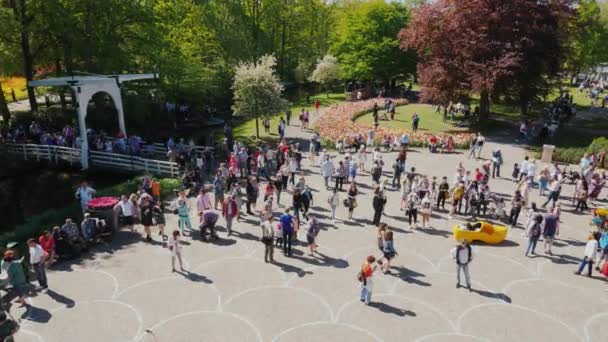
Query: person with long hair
380 230 397 273
359 255 377 305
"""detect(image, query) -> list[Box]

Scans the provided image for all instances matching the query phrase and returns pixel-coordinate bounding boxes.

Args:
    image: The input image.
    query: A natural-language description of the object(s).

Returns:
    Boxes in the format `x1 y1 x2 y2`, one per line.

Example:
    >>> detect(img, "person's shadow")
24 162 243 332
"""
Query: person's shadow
45 289 76 308
368 302 416 317
176 270 213 284
21 304 52 323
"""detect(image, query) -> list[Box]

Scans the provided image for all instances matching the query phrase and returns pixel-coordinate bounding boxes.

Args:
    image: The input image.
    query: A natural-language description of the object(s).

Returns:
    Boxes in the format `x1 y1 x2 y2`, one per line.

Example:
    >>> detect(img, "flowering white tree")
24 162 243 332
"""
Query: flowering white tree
232 55 288 138
309 54 340 97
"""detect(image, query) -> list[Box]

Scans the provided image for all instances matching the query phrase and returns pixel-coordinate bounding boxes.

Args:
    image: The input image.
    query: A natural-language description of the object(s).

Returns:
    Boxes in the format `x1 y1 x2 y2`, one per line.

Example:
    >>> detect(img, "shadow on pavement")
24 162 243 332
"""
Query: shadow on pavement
273 260 313 278
368 301 416 317
176 270 213 284
389 266 431 287
469 288 511 303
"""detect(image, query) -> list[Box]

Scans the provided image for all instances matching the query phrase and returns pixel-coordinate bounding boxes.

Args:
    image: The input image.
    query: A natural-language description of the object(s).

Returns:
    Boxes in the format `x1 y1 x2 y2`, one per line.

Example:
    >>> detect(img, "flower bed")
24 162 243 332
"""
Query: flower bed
87 196 120 210
316 99 475 149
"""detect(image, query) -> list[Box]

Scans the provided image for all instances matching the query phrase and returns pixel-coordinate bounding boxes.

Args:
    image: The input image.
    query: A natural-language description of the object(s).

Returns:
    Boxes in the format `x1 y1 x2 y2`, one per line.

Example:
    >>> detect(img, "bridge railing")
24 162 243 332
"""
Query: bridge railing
2 143 81 165
89 150 180 177
1 143 180 177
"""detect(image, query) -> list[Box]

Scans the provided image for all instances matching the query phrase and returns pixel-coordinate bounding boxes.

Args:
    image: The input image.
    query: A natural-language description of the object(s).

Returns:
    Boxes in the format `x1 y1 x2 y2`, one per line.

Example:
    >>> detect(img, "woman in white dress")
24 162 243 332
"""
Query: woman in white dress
358 146 367 172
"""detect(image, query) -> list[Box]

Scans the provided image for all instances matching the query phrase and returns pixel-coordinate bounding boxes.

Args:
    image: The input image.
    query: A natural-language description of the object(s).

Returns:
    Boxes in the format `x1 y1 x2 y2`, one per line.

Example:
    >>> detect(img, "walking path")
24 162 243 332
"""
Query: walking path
9 104 608 342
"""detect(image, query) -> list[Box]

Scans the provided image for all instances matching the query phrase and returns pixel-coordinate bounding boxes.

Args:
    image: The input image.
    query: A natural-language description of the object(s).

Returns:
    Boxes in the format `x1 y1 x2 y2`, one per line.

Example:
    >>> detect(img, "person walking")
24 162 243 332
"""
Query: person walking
436 176 449 210
451 240 473 291
406 191 420 229
392 158 403 189
245 177 259 215
574 232 601 277
321 156 335 189
380 230 397 274
75 181 96 215
359 255 377 305
411 113 420 132
175 198 193 235
213 172 225 210
508 190 524 227
420 194 432 228
28 238 48 290
261 216 275 263
525 213 543 256
542 212 559 255
222 194 239 236
140 197 154 242
3 250 27 306
491 149 503 178
280 209 294 256
167 230 184 272
347 183 358 220
301 186 314 216
118 194 136 232
542 177 561 208
335 160 346 191
328 188 340 221
305 213 320 255
372 188 387 226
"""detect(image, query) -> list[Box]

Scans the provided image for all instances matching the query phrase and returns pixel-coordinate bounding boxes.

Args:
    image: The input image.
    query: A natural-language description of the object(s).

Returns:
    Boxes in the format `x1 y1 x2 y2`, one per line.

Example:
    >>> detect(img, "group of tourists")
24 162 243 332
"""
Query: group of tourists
5 100 608 316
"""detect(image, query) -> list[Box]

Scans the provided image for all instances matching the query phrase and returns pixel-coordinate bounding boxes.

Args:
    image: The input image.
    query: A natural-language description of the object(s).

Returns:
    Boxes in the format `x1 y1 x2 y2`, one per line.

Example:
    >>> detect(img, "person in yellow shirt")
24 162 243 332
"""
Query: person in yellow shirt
450 182 465 218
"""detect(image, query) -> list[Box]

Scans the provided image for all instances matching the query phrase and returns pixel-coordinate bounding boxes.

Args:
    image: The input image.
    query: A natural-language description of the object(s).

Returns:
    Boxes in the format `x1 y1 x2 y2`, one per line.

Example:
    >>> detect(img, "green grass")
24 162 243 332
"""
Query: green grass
1 76 28 103
354 103 470 134
231 91 345 144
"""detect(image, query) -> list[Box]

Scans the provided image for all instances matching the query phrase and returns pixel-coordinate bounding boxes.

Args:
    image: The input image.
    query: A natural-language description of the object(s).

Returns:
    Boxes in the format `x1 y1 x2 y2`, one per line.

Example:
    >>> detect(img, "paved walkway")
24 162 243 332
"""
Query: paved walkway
9 109 608 342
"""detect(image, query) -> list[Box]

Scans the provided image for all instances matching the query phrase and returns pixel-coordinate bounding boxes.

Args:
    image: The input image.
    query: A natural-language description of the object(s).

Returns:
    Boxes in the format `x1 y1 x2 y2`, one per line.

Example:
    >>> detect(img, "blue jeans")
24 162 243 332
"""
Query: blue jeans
577 257 593 275
526 237 539 255
360 279 372 304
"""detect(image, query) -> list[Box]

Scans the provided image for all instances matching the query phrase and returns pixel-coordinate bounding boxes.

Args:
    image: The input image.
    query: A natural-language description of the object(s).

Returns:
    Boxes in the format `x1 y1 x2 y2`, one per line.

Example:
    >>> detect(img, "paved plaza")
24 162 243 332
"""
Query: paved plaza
9 122 608 342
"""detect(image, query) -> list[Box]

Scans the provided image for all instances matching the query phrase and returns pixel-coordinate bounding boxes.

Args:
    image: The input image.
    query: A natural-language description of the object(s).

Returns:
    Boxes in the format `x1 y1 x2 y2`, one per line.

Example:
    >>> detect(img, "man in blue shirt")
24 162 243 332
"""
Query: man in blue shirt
542 213 559 255
280 209 294 256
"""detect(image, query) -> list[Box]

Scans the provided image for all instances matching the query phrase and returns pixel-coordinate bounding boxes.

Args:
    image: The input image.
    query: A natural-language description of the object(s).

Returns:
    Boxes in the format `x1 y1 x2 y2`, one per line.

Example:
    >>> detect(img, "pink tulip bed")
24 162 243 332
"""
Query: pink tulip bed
316 99 475 149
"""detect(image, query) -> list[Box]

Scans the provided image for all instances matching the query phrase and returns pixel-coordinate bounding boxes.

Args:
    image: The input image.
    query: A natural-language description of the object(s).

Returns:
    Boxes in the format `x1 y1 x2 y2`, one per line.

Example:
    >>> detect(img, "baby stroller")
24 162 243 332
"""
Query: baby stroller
200 210 219 242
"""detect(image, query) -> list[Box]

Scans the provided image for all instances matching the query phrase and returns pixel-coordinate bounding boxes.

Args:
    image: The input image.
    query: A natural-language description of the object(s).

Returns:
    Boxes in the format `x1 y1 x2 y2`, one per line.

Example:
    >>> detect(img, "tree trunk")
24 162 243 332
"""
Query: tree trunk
478 90 490 119
255 117 260 139
0 79 11 123
55 59 67 111
13 0 38 112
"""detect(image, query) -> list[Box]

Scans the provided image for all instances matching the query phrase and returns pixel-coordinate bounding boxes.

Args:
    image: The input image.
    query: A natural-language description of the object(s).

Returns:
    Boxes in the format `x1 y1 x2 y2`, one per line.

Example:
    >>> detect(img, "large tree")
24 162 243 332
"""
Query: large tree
331 0 415 87
232 55 288 138
401 0 574 117
568 0 608 76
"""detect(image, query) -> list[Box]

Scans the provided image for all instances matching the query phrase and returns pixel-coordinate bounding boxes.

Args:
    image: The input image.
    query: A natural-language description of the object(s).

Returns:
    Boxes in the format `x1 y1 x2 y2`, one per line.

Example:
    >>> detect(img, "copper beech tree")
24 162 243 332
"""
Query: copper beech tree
400 0 574 117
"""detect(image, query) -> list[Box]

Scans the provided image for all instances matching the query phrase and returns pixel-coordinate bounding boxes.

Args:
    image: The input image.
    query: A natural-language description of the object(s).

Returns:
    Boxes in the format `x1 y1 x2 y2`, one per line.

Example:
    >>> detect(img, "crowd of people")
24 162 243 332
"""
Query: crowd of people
3 104 608 319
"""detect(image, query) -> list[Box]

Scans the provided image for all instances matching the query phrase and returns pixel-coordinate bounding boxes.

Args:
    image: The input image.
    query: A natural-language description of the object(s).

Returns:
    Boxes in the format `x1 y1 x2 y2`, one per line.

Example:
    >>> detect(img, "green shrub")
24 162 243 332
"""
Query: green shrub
587 137 608 154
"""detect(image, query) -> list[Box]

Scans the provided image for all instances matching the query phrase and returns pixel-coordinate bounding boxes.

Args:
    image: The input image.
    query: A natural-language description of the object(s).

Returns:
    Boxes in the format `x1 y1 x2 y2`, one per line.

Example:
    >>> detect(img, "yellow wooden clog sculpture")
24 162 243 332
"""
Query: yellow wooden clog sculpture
453 221 508 244
595 208 608 217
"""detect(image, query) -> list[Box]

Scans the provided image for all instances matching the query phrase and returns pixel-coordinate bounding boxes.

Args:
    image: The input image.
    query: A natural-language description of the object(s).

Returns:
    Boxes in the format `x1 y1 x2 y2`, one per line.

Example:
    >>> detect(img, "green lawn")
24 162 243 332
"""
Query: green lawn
354 103 470 134
231 92 346 143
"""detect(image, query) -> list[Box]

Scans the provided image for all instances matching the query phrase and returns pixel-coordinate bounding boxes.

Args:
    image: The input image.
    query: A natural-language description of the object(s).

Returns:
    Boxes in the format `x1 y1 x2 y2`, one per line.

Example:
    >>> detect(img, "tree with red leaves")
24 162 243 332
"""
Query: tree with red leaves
400 0 574 117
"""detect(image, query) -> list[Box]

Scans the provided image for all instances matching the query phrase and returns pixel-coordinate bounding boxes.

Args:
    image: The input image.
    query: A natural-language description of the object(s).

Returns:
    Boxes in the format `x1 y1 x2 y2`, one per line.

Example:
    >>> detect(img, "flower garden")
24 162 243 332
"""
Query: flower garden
316 99 476 149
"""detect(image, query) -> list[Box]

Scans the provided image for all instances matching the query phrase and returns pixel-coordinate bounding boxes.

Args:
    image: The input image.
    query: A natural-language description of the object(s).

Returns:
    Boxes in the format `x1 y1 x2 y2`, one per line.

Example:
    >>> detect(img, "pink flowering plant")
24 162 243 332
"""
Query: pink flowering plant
87 196 120 210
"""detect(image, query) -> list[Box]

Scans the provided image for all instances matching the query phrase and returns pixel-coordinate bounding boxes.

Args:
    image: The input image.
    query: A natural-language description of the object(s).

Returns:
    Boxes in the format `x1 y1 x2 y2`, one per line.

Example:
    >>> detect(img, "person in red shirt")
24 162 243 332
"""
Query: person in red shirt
359 255 377 305
314 98 320 116
39 230 56 266
474 168 484 182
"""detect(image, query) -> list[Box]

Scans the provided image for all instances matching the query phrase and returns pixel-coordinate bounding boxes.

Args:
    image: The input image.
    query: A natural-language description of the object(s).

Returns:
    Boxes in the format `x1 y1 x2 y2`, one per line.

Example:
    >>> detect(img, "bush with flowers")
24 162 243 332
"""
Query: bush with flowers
87 196 120 210
316 98 475 149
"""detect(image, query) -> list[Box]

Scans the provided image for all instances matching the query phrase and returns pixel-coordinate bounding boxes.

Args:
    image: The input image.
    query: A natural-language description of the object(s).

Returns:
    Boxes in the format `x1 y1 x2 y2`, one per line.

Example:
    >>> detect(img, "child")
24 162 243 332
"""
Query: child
167 230 184 272
512 163 520 182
